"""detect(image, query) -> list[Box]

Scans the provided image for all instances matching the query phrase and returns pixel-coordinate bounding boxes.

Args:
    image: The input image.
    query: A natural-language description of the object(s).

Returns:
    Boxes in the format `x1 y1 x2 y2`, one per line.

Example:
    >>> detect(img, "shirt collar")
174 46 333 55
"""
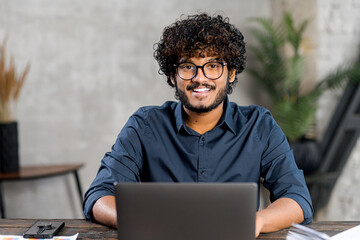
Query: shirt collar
174 101 185 132
219 97 236 134
174 97 236 134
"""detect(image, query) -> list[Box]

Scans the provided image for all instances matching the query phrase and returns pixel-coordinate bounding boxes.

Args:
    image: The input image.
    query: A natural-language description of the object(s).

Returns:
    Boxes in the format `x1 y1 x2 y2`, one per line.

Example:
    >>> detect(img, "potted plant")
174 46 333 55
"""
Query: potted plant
0 39 30 172
247 12 360 174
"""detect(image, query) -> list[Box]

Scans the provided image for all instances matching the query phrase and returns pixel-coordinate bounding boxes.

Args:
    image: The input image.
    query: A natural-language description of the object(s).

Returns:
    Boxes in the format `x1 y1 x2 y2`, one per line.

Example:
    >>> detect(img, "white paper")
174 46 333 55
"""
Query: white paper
287 223 330 240
287 224 360 240
0 233 78 240
331 225 360 240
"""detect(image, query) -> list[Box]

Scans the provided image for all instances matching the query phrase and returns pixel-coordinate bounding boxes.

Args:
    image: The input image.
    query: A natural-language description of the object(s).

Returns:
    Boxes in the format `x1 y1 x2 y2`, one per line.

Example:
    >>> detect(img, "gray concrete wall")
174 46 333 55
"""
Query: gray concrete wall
270 0 360 221
0 0 270 218
315 0 360 220
0 0 359 220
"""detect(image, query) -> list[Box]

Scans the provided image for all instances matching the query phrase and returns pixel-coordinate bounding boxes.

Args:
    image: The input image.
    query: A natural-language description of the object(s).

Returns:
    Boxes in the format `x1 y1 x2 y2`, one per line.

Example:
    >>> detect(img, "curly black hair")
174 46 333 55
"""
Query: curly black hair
154 13 246 94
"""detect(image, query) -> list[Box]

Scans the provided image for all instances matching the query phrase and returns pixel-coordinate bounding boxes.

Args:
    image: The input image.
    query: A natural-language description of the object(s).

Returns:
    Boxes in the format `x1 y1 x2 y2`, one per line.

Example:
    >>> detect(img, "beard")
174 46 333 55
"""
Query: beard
175 81 229 113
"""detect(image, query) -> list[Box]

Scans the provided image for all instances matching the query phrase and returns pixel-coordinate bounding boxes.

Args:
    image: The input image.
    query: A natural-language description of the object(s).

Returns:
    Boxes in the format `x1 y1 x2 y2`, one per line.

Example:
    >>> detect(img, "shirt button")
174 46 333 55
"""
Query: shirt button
200 170 205 175
201 137 205 141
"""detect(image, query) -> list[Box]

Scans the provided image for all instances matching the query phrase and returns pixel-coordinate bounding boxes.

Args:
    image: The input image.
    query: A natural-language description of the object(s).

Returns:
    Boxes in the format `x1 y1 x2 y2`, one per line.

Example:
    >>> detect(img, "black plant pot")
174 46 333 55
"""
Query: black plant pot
290 138 321 176
0 122 20 173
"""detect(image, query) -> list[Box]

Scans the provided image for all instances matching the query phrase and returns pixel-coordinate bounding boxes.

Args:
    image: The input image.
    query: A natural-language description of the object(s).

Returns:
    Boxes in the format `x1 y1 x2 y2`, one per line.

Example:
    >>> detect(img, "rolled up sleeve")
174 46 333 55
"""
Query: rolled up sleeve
260 118 313 224
83 114 145 220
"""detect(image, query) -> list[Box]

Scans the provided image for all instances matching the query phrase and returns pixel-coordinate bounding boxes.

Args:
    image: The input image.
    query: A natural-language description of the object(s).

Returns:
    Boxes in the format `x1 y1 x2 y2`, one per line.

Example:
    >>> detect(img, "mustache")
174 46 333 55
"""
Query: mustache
186 82 216 91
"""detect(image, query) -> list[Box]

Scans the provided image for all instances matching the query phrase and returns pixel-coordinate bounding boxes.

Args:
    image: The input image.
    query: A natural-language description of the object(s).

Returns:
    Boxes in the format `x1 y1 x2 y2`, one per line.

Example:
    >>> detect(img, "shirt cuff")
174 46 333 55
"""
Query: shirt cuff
281 193 313 224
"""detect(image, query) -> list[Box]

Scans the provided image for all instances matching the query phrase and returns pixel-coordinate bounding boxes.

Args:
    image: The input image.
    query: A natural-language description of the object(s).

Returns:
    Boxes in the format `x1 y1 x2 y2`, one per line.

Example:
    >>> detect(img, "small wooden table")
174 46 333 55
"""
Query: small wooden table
0 164 83 218
0 219 358 239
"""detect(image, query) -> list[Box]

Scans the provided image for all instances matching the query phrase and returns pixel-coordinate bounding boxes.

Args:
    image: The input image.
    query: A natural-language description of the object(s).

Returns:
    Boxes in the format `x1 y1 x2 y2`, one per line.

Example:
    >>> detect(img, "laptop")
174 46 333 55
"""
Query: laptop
114 182 257 240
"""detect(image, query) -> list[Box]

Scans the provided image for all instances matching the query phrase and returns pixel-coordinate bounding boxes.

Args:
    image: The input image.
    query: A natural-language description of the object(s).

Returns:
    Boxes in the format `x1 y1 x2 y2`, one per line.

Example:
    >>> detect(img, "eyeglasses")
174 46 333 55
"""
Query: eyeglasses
174 62 227 80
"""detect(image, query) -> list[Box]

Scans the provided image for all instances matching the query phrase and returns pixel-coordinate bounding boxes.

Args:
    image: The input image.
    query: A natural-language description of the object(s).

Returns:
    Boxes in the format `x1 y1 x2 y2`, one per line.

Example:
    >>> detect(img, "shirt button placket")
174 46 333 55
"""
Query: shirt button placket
198 136 206 181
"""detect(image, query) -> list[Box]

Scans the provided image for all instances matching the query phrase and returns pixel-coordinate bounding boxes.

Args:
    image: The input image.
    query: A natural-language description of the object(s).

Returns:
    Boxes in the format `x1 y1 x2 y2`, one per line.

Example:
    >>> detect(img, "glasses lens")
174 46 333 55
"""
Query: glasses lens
204 62 223 79
176 62 225 80
177 63 196 80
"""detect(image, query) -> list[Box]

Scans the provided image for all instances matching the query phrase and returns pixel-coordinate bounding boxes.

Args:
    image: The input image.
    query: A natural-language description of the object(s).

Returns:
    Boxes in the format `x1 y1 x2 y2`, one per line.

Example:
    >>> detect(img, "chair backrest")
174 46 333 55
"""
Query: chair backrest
306 82 360 212
319 82 360 173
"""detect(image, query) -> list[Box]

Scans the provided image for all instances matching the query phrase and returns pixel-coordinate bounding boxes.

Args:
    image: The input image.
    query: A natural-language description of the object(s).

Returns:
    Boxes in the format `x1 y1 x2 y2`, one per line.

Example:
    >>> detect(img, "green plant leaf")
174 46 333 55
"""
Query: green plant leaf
247 12 360 140
316 63 360 91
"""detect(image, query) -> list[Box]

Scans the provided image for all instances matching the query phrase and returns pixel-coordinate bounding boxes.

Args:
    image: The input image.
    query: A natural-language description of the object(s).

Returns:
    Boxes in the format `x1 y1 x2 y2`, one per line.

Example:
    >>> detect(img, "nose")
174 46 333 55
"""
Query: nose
192 67 208 83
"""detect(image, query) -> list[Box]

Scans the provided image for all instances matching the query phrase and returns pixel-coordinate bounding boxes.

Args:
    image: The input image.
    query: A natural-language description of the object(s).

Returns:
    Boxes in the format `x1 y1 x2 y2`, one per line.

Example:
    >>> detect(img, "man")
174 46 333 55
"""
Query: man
83 13 313 237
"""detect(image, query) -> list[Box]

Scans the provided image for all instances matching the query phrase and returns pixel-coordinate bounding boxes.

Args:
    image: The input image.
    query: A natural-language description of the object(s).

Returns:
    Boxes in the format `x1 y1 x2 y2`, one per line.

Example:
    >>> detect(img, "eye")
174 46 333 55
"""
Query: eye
206 63 221 69
179 63 195 71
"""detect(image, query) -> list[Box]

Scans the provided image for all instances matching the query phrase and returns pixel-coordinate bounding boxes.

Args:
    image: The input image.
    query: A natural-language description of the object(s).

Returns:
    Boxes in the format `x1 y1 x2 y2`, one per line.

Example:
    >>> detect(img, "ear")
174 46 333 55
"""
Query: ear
171 76 176 86
228 69 236 83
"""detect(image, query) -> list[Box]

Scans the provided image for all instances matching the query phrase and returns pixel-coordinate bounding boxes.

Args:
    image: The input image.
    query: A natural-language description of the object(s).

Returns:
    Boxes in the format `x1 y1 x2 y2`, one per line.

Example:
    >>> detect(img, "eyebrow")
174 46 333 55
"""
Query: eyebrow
178 57 222 63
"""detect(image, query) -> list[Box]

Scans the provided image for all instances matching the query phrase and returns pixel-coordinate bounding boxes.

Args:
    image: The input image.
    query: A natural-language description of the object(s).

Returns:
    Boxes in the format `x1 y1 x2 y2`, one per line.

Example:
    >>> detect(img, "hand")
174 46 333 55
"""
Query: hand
255 213 264 237
254 198 304 237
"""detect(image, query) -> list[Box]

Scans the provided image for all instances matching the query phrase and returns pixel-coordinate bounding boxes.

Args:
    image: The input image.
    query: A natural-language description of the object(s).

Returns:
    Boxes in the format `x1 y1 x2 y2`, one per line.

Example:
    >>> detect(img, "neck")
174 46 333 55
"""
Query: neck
183 102 224 135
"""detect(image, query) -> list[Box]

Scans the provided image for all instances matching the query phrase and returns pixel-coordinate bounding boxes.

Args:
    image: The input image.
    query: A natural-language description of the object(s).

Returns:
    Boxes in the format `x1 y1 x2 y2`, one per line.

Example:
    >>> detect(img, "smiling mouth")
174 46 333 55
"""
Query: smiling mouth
193 88 210 92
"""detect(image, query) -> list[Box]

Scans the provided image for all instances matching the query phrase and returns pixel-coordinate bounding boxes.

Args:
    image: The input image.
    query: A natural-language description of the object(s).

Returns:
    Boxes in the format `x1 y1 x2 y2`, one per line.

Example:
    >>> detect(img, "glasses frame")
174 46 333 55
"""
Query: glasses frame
173 61 228 80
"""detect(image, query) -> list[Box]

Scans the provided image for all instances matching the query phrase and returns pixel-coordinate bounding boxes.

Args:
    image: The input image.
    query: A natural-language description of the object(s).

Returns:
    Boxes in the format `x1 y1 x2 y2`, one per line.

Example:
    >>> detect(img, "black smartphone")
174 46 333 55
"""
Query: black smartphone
23 221 65 239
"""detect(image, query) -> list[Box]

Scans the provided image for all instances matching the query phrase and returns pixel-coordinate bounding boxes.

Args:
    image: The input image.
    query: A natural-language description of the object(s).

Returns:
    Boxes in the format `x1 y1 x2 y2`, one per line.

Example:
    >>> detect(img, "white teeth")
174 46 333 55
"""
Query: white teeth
194 88 210 92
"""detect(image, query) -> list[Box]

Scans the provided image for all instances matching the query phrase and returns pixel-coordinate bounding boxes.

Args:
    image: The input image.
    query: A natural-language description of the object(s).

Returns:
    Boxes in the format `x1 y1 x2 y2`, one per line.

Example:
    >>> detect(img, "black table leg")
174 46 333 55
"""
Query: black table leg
0 181 5 218
73 170 83 206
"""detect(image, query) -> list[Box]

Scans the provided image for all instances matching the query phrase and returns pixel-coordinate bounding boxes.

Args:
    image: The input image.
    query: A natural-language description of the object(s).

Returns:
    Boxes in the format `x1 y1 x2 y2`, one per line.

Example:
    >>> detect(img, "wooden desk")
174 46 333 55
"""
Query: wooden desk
0 219 358 239
0 164 84 218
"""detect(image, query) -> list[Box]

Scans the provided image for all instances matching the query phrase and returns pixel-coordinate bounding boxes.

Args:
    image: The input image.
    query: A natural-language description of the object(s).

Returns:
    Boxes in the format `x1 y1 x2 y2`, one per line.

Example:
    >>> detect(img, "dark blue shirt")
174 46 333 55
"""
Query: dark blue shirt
83 98 313 223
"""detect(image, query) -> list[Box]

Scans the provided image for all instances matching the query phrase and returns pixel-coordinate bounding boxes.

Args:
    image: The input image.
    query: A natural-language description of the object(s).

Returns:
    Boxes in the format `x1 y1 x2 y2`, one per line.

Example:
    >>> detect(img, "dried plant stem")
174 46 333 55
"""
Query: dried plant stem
0 102 11 122
0 39 30 123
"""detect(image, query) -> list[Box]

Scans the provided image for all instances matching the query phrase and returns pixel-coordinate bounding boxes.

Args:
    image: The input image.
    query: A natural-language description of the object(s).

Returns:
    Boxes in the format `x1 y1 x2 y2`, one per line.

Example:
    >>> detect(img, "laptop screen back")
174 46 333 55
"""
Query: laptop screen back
115 182 257 240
